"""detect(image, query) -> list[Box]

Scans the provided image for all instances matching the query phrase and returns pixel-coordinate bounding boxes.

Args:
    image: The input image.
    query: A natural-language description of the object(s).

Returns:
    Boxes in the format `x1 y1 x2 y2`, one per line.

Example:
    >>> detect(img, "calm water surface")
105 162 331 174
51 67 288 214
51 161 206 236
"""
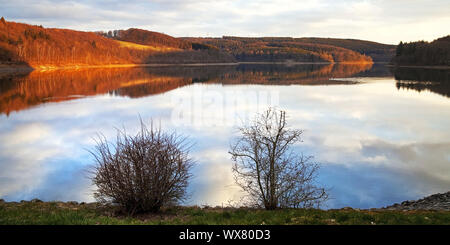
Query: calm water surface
0 64 449 209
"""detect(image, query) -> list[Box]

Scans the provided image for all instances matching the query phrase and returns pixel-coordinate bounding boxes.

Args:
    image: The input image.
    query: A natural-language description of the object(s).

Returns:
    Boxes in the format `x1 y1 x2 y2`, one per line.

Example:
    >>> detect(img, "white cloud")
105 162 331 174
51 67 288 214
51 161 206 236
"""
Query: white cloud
1 0 448 44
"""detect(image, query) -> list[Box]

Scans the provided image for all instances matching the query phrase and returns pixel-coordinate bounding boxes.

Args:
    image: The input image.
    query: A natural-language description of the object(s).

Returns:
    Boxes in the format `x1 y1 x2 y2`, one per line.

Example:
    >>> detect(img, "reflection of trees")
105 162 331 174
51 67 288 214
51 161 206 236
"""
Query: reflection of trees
353 64 393 77
0 63 374 115
394 68 450 98
212 63 373 85
0 68 193 115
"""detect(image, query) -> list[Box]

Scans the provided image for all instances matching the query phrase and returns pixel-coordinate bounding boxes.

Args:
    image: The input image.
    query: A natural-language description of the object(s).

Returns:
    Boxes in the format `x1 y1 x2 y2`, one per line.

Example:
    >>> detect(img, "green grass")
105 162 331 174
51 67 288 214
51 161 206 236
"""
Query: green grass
1 201 449 225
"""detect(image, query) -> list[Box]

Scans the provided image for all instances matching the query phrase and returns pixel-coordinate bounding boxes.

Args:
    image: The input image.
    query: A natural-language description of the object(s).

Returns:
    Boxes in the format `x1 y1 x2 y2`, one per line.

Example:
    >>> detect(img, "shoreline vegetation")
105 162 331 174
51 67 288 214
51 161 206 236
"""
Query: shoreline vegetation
1 18 394 69
1 62 449 73
1 192 449 225
0 61 376 72
2 18 448 71
386 64 450 70
1 17 448 71
391 35 450 67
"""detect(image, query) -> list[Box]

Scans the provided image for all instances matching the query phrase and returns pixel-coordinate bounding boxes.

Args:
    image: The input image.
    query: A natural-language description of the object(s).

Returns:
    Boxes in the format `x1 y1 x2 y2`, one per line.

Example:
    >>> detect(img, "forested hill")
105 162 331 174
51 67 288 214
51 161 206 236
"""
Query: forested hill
1 18 396 68
183 36 394 63
103 29 391 63
294 37 396 62
0 18 234 68
98 28 192 49
392 35 450 66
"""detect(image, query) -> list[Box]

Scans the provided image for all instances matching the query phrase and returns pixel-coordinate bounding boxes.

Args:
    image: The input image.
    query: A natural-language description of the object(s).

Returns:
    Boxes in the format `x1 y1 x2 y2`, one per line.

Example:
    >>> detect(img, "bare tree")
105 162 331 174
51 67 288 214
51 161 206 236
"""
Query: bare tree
90 120 194 214
229 108 327 210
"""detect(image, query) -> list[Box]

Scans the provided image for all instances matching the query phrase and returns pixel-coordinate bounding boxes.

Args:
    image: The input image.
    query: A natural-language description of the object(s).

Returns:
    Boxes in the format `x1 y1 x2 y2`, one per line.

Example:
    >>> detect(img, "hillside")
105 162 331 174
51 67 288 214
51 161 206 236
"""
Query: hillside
0 18 397 68
0 18 234 68
99 28 192 50
99 28 235 64
0 19 155 67
295 37 396 62
392 35 450 66
183 36 393 63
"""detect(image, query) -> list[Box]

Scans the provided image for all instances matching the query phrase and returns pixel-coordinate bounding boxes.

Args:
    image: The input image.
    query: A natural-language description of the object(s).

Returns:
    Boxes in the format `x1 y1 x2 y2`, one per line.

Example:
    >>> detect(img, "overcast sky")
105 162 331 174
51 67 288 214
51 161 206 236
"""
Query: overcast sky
1 0 449 44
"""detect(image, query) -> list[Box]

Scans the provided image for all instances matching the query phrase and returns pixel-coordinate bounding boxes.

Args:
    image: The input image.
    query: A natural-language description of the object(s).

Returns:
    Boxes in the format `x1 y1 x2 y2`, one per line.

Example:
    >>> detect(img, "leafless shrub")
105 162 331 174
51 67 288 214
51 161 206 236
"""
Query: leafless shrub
90 120 194 214
229 108 328 210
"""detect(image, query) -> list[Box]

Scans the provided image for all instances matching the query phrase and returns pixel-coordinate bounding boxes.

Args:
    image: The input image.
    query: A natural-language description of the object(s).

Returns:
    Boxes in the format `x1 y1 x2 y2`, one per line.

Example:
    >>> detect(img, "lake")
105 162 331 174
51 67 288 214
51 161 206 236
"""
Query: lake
0 63 449 209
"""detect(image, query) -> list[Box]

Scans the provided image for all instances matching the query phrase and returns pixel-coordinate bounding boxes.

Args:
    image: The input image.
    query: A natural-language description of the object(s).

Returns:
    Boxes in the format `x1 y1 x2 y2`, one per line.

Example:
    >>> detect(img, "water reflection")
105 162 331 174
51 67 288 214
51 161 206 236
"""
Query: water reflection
0 63 373 115
394 67 450 98
0 64 449 209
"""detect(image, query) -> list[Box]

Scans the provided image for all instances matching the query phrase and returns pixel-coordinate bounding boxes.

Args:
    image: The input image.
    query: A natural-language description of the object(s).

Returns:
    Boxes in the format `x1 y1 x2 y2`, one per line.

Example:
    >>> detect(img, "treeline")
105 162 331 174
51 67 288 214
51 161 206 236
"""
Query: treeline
294 37 396 62
183 36 391 63
0 18 397 67
392 35 450 66
0 18 233 67
145 49 235 64
98 28 219 52
0 18 153 66
97 28 192 49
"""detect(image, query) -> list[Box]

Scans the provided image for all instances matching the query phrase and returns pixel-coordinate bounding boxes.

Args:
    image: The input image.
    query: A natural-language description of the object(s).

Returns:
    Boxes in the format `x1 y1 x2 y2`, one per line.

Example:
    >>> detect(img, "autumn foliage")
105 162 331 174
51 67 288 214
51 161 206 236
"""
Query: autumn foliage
0 20 157 67
0 19 232 67
184 36 388 63
102 28 192 49
0 18 394 68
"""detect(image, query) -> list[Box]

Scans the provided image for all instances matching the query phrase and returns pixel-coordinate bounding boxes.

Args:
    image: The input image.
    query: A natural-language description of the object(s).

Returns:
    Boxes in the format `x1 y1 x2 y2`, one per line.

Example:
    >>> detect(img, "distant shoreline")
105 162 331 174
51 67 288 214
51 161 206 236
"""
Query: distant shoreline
0 61 376 72
2 62 448 73
386 64 450 70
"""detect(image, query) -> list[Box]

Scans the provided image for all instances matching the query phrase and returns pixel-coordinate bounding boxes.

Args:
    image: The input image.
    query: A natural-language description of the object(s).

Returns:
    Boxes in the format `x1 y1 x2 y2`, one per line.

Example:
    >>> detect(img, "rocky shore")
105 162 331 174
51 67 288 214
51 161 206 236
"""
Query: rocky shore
2 191 449 212
380 192 450 211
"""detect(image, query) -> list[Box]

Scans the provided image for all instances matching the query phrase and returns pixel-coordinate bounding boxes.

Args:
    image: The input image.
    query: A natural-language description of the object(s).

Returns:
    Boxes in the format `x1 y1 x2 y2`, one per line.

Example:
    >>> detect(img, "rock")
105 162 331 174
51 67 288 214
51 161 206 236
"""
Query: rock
67 201 79 205
30 198 43 203
381 191 450 211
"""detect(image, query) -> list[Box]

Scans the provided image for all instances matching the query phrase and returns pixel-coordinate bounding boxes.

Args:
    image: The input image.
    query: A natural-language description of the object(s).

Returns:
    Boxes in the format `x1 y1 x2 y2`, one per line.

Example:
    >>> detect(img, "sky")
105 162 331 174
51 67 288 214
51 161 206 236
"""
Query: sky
1 0 449 44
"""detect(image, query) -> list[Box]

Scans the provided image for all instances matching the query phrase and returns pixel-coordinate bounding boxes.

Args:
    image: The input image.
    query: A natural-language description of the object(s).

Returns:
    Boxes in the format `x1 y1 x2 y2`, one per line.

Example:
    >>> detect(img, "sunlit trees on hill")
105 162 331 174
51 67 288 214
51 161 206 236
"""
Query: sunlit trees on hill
0 19 233 67
184 36 384 63
0 19 153 66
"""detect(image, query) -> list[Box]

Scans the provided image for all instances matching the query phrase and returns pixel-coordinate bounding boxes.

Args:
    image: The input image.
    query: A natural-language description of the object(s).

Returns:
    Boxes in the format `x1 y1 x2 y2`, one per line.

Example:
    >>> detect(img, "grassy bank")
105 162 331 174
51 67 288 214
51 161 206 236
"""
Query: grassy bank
1 201 449 225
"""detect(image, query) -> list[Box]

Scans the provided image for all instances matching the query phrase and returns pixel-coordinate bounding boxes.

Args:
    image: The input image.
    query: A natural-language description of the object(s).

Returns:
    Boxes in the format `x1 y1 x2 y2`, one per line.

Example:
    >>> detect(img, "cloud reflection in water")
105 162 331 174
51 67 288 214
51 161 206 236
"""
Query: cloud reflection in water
0 64 449 209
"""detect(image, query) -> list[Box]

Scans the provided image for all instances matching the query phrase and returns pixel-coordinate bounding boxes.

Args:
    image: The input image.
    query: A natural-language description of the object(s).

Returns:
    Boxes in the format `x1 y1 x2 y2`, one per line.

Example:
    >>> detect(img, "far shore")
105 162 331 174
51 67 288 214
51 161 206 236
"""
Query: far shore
3 62 448 73
0 61 376 72
386 64 450 70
